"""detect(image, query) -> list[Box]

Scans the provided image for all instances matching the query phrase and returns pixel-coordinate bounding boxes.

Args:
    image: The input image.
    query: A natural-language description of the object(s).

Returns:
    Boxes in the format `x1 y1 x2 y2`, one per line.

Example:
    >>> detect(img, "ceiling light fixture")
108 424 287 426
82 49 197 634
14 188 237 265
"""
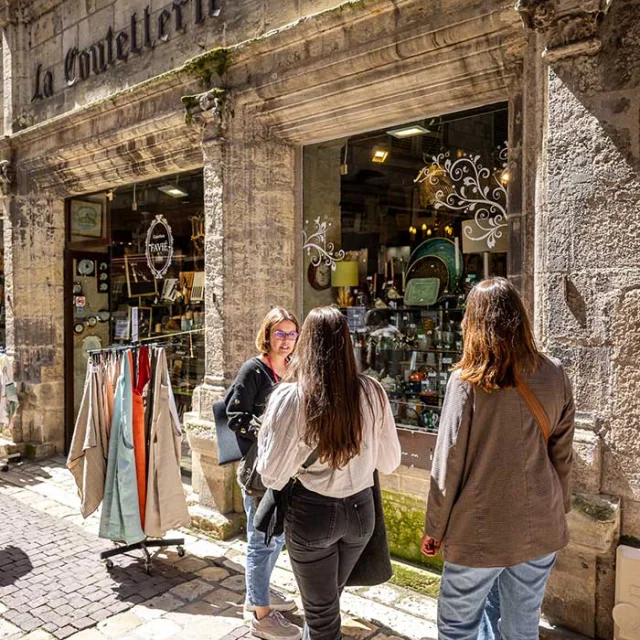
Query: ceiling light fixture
372 147 389 163
158 184 189 198
386 125 431 139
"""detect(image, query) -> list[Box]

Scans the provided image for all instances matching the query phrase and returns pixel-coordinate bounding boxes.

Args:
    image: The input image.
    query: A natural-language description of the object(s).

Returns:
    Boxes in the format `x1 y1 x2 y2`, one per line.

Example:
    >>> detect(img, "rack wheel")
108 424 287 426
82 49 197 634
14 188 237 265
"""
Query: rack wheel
145 562 152 575
1 464 8 472
177 546 185 557
105 559 114 570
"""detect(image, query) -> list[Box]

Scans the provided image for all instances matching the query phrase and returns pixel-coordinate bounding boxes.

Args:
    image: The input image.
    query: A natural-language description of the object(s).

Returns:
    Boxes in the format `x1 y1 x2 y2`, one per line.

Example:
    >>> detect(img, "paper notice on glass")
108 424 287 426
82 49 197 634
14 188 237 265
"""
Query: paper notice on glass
114 319 128 340
131 307 139 343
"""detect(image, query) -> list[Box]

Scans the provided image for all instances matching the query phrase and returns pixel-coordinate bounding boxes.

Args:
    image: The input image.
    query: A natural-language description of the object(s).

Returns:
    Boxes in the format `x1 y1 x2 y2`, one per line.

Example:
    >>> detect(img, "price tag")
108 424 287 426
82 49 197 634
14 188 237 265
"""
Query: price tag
428 372 437 378
442 357 452 364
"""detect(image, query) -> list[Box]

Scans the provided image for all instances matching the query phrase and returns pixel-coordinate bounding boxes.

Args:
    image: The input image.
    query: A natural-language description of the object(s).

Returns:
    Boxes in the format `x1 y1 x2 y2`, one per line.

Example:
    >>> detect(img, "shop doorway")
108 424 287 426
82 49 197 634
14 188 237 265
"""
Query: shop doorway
64 170 206 477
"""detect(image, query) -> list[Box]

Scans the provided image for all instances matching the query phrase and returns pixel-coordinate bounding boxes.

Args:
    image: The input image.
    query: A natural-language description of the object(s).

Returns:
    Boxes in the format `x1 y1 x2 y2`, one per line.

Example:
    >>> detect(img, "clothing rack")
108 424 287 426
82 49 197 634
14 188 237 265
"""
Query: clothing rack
87 328 204 356
86 342 187 574
0 347 20 472
101 538 186 574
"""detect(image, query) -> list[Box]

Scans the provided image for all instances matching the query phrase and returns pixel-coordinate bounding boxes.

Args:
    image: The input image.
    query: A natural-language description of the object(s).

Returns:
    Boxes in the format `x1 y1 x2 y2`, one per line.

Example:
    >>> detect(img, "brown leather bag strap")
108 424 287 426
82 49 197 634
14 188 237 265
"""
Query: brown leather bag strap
516 380 551 445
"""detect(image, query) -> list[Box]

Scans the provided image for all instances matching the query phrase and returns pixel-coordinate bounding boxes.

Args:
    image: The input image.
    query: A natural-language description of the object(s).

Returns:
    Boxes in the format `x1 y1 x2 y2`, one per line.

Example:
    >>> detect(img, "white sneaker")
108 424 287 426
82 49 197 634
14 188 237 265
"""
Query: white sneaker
250 611 301 640
246 590 296 612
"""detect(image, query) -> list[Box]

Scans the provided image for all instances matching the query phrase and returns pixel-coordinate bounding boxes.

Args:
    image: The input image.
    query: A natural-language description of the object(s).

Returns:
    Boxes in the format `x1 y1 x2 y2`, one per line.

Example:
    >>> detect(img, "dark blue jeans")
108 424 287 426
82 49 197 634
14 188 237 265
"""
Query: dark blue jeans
285 483 374 640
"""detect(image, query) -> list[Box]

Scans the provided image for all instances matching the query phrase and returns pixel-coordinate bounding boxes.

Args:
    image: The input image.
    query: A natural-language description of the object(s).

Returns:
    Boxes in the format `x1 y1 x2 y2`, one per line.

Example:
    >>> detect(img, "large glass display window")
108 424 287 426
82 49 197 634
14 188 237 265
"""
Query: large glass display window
303 104 510 467
66 169 205 472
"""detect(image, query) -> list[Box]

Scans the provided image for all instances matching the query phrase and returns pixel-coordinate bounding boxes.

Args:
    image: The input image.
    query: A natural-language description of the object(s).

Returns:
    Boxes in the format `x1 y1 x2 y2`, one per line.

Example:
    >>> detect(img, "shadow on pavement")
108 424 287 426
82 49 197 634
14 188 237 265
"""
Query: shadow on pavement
0 545 33 586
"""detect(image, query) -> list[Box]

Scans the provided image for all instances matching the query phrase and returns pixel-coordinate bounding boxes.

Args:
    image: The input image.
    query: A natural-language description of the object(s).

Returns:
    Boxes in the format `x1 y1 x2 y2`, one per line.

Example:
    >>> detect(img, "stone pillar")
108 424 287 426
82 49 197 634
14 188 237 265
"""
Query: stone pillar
183 94 298 537
3 187 65 457
517 1 640 636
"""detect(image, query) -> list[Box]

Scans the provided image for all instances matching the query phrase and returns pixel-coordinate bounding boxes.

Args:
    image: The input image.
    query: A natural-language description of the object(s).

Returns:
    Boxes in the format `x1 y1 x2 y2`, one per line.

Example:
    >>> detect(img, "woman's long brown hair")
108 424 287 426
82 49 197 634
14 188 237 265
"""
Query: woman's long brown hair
455 278 540 391
286 306 383 469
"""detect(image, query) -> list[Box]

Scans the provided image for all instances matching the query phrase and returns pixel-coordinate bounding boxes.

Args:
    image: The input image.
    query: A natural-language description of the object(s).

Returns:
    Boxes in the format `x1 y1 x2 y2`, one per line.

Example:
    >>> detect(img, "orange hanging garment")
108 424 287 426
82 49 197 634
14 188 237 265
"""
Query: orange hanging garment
130 349 148 528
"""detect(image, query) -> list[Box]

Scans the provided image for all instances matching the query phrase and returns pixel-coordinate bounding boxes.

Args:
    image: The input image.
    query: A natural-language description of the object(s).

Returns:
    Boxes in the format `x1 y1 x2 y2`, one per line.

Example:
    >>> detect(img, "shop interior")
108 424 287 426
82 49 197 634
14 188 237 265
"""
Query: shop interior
303 103 509 439
66 169 205 474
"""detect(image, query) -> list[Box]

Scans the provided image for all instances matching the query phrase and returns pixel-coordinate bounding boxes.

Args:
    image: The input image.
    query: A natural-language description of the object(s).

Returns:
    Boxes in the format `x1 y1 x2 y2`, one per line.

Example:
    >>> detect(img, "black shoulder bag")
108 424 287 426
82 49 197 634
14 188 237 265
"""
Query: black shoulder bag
253 450 318 544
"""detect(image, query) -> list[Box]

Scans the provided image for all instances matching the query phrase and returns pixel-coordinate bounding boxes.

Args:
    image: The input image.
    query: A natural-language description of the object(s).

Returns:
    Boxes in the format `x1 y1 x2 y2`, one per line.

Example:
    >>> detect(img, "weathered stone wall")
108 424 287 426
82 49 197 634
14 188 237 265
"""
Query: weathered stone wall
3 193 65 456
11 0 347 129
529 0 640 636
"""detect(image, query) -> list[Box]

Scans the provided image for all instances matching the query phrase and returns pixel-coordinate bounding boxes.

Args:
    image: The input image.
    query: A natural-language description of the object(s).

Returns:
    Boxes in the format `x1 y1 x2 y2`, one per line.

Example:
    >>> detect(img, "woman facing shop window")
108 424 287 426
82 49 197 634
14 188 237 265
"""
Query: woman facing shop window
226 307 302 640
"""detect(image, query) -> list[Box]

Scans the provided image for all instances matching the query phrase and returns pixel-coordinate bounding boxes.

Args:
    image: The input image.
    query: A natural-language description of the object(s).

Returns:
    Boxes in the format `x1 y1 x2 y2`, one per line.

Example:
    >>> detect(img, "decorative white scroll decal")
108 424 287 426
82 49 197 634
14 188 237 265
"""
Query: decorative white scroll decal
302 217 345 270
415 144 509 250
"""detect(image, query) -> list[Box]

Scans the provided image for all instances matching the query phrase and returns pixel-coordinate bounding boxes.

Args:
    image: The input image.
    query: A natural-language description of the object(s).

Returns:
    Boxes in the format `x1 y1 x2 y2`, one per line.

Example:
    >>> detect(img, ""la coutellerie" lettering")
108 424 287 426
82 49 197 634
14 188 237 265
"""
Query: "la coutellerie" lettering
32 0 221 101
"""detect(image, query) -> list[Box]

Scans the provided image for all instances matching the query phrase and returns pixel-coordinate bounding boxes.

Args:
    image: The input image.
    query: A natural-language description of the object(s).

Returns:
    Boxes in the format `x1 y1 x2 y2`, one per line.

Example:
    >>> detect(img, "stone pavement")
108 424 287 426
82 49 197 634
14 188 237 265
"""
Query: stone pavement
0 457 441 640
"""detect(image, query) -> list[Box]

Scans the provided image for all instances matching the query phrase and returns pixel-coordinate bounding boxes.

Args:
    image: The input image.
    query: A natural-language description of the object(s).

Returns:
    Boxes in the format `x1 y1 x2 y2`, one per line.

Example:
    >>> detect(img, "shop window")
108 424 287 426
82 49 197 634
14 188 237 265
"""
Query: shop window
303 104 510 466
66 169 205 473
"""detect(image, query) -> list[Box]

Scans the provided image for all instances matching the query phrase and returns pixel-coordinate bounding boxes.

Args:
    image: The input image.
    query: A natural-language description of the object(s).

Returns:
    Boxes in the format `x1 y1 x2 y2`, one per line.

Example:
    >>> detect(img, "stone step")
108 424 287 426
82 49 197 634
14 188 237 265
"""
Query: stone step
539 620 591 640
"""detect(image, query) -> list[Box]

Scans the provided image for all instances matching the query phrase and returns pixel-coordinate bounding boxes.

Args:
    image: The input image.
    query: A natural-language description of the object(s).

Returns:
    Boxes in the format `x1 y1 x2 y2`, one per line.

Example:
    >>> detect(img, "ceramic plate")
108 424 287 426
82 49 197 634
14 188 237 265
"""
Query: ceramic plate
407 238 463 290
406 255 449 299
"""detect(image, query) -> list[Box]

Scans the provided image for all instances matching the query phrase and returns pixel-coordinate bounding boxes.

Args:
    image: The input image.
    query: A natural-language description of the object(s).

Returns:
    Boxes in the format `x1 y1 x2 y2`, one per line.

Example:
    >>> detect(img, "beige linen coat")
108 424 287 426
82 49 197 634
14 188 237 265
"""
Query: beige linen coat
67 363 109 518
425 355 575 567
144 348 190 537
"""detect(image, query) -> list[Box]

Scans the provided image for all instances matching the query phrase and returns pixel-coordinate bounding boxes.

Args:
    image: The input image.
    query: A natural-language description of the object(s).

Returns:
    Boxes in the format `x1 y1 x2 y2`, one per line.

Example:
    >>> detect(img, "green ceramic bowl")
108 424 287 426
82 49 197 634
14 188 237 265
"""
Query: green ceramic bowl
407 238 463 291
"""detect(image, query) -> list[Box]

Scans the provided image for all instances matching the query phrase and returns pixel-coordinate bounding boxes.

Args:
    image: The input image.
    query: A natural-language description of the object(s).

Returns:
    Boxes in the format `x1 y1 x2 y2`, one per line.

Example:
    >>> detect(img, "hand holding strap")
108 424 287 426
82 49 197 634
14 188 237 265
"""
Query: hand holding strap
516 380 551 444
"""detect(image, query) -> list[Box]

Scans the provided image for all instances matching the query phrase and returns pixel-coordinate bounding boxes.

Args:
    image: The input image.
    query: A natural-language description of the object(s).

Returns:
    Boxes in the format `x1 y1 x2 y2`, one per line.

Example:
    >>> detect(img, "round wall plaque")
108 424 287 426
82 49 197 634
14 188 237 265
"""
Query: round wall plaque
145 214 174 279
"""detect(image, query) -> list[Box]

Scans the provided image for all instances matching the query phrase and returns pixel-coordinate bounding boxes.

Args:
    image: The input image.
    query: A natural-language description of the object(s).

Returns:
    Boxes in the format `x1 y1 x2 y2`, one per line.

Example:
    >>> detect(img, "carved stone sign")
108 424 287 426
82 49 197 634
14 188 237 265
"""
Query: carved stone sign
146 215 174 279
32 0 221 102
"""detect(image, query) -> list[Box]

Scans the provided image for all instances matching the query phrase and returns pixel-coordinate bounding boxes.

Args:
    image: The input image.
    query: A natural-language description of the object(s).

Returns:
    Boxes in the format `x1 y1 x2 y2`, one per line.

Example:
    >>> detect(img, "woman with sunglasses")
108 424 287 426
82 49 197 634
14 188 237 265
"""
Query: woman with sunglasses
226 307 302 640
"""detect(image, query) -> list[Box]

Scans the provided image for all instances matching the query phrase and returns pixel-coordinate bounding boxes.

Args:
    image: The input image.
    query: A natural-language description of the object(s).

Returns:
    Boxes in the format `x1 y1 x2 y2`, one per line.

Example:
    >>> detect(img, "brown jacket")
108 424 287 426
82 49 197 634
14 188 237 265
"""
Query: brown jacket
425 355 575 567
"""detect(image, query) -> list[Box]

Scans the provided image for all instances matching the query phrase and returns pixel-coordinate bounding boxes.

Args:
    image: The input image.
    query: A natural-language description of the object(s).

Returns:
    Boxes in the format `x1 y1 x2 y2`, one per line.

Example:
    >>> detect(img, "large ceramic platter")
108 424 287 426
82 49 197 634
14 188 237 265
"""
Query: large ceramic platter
407 238 463 291
405 255 449 300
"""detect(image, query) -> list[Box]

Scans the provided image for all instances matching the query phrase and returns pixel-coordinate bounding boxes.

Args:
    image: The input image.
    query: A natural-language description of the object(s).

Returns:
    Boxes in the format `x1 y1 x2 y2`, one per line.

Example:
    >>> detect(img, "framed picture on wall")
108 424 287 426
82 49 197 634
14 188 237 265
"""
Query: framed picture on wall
124 254 158 298
69 200 104 238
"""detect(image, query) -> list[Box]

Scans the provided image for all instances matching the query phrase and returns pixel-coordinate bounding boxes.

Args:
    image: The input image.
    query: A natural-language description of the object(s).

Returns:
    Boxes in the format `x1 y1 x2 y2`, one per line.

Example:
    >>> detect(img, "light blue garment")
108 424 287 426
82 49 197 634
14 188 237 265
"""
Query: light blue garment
99 354 145 545
478 582 500 640
438 553 556 640
243 490 285 606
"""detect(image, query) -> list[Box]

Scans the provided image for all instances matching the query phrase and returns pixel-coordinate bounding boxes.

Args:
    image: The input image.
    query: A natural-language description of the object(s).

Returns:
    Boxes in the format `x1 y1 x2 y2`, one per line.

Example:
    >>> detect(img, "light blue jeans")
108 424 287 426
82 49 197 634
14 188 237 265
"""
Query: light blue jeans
438 553 556 640
244 491 286 607
477 582 500 640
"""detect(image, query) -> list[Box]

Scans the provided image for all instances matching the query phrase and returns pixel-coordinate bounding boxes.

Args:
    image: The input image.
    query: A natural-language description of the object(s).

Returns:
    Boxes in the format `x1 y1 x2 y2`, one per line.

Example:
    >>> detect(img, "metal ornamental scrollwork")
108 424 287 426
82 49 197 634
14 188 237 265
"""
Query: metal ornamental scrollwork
302 217 345 270
414 144 509 250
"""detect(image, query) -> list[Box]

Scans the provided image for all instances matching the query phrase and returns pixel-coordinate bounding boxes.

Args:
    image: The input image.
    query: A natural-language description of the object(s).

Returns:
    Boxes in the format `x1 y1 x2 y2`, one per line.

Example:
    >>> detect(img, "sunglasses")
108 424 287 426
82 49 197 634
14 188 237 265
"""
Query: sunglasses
272 330 299 341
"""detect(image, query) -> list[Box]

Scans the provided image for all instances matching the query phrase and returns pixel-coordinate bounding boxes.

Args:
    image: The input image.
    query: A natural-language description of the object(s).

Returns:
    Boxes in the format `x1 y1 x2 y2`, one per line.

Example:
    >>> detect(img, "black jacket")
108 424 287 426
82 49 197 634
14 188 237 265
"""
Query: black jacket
226 357 278 457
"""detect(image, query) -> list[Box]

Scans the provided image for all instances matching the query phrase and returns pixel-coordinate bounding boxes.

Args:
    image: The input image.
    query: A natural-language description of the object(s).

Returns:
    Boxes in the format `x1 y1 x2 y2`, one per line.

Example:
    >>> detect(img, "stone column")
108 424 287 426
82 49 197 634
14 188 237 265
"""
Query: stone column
517 1 636 637
183 94 298 538
2 186 66 457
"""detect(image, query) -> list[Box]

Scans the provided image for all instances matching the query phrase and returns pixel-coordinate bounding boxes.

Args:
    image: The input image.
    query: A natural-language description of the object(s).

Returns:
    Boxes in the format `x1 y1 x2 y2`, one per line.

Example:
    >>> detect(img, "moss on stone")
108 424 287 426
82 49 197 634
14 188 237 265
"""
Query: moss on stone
382 489 443 573
183 48 233 86
390 560 441 598
572 494 617 522
23 443 37 459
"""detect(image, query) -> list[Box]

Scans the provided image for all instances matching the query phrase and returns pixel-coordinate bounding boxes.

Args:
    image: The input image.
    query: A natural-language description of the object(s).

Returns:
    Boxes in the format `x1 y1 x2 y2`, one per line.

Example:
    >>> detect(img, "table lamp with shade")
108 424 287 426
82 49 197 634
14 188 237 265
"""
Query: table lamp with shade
331 261 359 307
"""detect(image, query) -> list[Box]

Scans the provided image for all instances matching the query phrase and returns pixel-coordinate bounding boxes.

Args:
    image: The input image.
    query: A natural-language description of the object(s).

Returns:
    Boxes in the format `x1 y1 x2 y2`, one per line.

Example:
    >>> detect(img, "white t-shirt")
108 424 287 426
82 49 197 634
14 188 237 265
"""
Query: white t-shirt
257 377 402 498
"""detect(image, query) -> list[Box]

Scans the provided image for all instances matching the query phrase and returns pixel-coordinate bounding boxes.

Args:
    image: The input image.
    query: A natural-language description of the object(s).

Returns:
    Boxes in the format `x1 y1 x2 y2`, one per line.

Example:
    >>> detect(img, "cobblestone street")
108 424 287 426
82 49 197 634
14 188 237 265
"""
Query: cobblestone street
0 459 440 640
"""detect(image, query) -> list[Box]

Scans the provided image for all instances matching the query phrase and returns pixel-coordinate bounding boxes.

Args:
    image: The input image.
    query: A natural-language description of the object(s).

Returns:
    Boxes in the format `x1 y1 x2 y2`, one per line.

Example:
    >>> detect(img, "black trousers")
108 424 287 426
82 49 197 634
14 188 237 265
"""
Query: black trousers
285 483 374 640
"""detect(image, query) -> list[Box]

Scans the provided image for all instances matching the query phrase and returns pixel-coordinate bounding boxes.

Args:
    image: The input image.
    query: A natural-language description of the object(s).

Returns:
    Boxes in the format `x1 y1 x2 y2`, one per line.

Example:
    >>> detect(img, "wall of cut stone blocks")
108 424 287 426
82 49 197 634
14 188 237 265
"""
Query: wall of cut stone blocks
15 0 348 129
532 2 640 636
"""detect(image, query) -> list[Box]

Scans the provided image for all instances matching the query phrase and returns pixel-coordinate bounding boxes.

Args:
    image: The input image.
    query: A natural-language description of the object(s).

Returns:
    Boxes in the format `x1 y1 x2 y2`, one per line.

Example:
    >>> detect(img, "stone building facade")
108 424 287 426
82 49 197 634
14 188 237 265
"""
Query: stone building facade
0 0 638 637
